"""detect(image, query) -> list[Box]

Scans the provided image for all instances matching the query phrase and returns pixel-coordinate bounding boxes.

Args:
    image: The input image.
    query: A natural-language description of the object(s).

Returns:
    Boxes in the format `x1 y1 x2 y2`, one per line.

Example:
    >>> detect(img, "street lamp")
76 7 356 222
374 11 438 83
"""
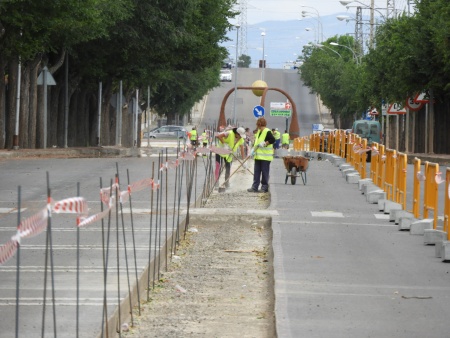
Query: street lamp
312 43 342 58
305 27 317 43
301 10 323 42
261 31 266 81
330 42 360 64
233 24 240 126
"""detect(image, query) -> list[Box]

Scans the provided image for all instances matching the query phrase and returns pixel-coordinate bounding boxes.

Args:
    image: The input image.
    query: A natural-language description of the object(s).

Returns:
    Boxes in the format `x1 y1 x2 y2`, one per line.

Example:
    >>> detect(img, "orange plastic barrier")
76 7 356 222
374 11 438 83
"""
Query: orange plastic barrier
423 161 440 228
293 137 301 151
359 138 368 179
376 144 385 188
340 132 347 159
411 157 421 218
346 133 356 163
370 142 379 183
395 152 408 210
445 168 450 240
384 149 397 201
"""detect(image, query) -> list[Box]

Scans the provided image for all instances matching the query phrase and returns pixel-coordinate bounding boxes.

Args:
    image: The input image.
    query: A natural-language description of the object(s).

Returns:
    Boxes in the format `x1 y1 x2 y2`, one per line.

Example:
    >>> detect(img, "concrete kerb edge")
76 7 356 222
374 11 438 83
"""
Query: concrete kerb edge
102 191 204 337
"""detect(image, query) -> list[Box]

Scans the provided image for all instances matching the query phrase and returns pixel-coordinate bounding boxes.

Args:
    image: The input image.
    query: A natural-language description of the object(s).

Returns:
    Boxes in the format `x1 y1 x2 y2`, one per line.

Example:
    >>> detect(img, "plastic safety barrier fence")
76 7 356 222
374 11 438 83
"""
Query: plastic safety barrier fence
376 144 385 188
423 161 440 228
384 149 397 201
412 157 422 218
395 152 408 210
370 142 379 182
445 168 450 240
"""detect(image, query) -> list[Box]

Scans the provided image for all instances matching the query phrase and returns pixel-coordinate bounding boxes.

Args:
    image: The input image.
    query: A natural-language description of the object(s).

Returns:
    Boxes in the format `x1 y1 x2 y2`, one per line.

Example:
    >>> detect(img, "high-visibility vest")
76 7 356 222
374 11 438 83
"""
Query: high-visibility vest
274 131 281 140
190 129 197 140
220 131 244 162
282 133 290 144
254 128 274 161
202 132 208 145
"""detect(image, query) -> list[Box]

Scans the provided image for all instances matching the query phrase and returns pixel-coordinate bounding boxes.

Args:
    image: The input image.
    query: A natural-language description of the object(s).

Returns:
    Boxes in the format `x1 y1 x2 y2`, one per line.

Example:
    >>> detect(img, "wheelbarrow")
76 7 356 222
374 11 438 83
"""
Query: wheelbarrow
282 155 309 185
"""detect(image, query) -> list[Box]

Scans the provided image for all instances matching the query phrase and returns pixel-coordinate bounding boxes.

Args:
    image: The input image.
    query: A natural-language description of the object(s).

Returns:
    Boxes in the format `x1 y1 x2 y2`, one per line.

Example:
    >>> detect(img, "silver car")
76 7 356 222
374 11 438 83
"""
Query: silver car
148 125 187 139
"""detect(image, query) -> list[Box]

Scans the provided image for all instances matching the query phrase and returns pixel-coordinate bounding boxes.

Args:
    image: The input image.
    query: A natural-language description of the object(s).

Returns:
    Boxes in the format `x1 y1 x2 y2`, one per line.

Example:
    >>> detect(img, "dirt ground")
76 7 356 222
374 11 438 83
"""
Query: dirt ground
123 161 276 337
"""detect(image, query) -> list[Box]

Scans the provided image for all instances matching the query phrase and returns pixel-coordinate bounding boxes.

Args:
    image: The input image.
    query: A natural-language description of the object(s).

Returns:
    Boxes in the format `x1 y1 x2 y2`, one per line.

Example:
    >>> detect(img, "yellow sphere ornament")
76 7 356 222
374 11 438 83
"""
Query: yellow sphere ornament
251 80 268 97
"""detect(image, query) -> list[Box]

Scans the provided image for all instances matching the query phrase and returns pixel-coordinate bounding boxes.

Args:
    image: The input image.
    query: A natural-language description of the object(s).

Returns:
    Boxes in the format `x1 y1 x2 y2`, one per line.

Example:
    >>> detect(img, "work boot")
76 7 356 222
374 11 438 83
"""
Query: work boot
247 188 258 192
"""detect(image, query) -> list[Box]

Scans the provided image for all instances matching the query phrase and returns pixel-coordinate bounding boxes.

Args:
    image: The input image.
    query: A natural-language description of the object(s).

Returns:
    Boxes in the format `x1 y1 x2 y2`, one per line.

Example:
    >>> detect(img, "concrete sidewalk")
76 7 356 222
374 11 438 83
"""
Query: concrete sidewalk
268 152 450 338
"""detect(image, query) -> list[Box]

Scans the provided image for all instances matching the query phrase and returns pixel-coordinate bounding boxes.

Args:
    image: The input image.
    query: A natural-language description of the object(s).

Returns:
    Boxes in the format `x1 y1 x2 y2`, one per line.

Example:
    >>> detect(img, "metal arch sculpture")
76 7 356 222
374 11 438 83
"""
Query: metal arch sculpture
218 87 300 139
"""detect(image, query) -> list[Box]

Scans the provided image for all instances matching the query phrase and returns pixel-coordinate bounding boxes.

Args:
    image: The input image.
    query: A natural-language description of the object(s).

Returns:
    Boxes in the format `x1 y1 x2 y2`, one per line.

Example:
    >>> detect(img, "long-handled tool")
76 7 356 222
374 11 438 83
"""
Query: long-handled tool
218 155 252 193
231 152 254 176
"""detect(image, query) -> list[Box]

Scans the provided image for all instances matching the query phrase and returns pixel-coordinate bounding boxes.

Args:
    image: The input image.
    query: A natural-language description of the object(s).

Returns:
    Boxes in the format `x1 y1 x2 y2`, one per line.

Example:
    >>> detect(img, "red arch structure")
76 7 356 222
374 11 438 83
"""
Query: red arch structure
218 86 300 139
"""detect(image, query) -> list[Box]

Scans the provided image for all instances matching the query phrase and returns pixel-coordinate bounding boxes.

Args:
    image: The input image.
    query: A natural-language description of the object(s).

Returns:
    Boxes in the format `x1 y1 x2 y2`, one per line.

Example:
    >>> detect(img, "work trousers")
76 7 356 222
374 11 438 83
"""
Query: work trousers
215 154 231 187
251 159 271 192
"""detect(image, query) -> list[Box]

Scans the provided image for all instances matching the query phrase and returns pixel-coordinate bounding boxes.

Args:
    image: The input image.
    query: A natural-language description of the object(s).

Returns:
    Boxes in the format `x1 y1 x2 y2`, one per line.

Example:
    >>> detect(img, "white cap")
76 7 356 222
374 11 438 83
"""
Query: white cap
275 128 278 131
236 127 246 138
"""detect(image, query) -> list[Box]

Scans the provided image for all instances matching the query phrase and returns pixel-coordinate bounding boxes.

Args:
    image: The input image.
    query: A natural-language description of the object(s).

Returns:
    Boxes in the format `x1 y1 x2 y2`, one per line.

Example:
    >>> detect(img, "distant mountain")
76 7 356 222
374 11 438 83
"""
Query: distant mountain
225 13 361 69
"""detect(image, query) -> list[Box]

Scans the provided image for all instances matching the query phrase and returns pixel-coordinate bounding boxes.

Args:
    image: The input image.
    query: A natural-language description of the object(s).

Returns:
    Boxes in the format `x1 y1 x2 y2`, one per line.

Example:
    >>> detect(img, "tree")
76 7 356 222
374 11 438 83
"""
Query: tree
238 54 251 68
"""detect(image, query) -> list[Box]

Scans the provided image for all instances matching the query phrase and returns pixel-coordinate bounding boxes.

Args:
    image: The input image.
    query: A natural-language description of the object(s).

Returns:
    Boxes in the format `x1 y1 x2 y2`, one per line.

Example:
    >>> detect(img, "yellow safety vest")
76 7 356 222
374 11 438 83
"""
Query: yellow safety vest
202 132 208 145
190 129 197 140
220 131 244 162
274 131 281 140
282 133 289 144
254 128 274 161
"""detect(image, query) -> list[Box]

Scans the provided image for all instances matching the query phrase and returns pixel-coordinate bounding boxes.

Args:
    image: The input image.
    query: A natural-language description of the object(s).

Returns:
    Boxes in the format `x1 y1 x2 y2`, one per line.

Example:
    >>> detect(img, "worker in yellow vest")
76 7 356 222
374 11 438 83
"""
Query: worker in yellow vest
215 127 246 188
248 117 275 193
190 127 197 147
202 129 208 148
281 130 290 149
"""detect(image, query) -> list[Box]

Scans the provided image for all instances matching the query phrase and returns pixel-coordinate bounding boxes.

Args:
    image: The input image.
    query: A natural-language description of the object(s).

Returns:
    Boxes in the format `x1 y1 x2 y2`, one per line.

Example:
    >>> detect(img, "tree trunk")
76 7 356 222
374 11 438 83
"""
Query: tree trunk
19 63 30 148
0 57 6 149
27 57 41 149
6 58 18 149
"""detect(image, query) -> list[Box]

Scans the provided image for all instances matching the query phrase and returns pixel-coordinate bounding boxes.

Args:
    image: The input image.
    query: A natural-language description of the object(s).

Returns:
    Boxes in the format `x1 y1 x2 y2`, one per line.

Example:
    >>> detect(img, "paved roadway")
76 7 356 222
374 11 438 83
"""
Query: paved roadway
202 69 450 337
200 68 320 137
269 157 450 338
1 68 449 337
0 157 207 337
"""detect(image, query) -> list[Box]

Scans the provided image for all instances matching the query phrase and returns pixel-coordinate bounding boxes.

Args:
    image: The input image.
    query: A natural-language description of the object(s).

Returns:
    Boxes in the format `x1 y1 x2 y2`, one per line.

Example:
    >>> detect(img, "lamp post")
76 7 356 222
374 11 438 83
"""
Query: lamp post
301 10 323 42
314 43 342 58
261 31 266 81
305 27 317 43
233 24 240 126
330 42 360 64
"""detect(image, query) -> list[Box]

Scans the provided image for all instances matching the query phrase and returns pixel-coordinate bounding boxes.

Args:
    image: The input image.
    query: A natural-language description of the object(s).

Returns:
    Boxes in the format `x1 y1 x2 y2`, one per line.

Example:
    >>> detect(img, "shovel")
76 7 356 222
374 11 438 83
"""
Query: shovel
218 156 252 193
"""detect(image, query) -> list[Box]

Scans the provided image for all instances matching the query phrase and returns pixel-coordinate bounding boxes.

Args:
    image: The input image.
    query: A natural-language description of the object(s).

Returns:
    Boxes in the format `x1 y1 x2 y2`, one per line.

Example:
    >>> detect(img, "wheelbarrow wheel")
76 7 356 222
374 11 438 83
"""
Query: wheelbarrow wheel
285 173 288 184
290 167 297 185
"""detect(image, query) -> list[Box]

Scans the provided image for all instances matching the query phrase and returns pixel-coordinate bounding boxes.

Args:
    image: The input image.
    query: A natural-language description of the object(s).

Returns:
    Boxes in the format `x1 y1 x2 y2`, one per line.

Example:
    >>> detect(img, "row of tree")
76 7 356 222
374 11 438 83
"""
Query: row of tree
299 0 450 154
0 0 237 149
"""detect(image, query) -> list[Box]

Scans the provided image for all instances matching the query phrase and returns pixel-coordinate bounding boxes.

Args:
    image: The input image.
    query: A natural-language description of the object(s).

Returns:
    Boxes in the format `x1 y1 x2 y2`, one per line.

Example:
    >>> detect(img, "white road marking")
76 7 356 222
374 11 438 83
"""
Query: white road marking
311 211 344 218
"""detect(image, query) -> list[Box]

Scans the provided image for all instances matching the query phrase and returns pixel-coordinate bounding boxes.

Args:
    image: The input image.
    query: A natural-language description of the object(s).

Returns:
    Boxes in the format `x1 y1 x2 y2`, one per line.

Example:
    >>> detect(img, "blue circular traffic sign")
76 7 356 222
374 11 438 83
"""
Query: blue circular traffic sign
253 105 265 118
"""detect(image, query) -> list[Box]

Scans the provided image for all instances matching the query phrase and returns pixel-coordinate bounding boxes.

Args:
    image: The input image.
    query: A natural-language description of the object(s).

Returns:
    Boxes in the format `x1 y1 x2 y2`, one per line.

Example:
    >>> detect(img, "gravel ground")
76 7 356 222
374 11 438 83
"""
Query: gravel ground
123 162 275 337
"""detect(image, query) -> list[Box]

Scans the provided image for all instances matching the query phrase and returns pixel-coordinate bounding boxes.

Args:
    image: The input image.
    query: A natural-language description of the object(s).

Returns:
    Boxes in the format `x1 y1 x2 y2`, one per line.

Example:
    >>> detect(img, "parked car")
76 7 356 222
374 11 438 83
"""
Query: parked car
219 69 232 82
148 125 187 139
351 120 382 162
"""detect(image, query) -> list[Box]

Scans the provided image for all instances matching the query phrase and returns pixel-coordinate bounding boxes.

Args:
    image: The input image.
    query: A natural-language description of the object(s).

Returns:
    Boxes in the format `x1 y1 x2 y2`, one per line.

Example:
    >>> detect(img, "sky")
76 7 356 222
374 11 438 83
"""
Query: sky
243 0 413 25
226 0 414 69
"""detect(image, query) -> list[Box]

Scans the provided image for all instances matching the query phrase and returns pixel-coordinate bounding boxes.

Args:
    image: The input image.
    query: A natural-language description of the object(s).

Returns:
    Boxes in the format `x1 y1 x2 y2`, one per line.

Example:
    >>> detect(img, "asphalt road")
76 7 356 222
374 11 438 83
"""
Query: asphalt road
201 68 320 137
0 157 207 337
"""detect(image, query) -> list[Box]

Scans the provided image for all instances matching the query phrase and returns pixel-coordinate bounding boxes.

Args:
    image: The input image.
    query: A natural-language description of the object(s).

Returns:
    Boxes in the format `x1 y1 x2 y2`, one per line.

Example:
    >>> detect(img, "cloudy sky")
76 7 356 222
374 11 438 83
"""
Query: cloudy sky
226 0 414 68
243 0 413 25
